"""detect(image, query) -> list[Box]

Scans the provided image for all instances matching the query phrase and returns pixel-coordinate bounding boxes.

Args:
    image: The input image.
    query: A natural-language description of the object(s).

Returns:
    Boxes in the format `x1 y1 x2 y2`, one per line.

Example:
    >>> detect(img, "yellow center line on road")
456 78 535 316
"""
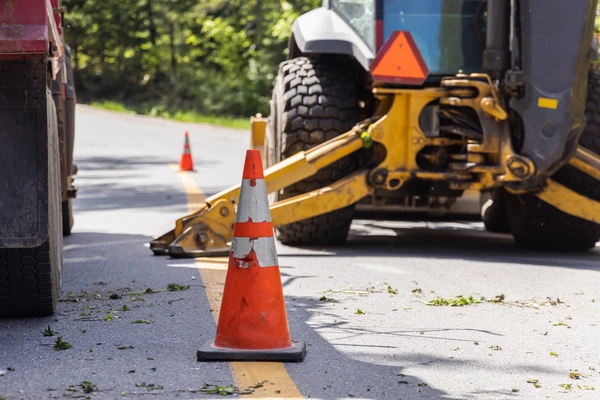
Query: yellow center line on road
171 165 303 398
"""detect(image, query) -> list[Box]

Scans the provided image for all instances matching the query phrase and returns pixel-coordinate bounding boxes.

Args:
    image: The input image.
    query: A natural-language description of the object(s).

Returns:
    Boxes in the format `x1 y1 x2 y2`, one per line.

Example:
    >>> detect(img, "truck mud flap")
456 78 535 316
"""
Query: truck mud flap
0 60 50 248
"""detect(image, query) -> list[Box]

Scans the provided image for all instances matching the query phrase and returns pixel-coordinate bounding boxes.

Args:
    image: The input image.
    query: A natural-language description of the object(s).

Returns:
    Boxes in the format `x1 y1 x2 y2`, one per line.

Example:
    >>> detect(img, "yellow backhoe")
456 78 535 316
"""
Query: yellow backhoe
151 0 600 257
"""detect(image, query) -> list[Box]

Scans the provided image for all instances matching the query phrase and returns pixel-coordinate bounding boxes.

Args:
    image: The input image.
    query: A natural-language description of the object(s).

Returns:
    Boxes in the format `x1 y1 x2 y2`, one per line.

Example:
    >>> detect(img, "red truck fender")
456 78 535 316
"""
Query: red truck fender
0 0 65 81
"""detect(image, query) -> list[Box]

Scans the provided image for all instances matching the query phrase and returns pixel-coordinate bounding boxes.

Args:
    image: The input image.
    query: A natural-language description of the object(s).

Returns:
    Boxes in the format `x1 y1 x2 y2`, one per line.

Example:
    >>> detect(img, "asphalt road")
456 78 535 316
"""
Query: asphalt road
1 106 600 400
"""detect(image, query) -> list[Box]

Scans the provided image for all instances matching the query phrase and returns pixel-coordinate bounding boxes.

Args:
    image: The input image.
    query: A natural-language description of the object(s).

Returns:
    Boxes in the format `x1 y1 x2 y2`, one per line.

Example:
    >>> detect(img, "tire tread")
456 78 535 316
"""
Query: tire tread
508 71 600 251
274 56 359 246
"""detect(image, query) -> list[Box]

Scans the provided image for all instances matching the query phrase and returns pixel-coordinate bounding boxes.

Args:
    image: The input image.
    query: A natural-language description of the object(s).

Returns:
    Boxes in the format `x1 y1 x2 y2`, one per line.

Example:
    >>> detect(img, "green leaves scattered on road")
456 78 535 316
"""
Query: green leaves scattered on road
131 320 151 324
552 321 568 326
559 382 595 391
549 351 558 357
481 294 505 303
103 309 124 321
42 325 55 337
198 384 252 396
427 296 480 307
135 382 163 391
80 381 98 394
53 336 72 351
127 283 190 296
527 378 542 388
319 296 335 302
423 294 565 308
489 345 502 351
354 309 365 315
200 385 238 396
387 286 398 295
167 283 190 291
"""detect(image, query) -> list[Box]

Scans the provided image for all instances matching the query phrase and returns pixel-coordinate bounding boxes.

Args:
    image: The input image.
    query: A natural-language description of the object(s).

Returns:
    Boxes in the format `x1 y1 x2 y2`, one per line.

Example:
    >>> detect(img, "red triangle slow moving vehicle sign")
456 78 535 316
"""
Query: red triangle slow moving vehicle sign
370 31 430 85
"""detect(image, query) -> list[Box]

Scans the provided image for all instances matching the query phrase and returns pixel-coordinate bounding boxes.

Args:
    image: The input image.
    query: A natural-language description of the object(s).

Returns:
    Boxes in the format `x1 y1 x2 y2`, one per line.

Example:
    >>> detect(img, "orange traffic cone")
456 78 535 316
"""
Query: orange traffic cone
197 149 306 362
179 131 194 171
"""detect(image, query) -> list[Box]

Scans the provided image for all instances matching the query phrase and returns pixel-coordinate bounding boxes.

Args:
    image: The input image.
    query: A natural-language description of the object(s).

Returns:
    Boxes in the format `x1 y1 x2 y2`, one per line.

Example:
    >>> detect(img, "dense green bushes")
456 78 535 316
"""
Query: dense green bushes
63 0 320 118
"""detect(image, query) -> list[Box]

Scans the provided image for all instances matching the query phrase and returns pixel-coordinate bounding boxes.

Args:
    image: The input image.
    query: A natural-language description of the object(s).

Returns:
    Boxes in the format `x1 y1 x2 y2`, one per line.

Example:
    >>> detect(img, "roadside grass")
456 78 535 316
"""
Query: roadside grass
89 100 250 130
90 100 137 115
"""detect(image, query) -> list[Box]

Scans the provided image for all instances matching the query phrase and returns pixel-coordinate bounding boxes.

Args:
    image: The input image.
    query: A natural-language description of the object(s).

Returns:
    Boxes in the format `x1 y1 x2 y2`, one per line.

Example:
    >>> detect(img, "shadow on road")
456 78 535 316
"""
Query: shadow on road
72 155 233 213
75 155 221 172
1 231 566 399
283 219 600 272
282 277 558 400
72 155 190 212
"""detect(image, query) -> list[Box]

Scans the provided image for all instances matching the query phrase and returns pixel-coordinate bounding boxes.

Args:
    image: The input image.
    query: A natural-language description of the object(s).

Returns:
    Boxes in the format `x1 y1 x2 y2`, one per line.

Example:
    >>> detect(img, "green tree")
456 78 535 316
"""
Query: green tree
63 0 321 118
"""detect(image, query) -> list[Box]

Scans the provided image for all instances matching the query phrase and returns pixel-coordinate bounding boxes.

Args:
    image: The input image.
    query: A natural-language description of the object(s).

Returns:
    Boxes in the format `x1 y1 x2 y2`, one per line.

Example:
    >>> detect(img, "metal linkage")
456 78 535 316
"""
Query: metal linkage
150 124 368 257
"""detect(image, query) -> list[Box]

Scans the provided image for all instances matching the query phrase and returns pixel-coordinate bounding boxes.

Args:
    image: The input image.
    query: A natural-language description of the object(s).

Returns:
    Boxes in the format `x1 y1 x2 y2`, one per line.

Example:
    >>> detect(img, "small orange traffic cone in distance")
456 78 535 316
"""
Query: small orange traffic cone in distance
179 131 194 171
197 149 306 362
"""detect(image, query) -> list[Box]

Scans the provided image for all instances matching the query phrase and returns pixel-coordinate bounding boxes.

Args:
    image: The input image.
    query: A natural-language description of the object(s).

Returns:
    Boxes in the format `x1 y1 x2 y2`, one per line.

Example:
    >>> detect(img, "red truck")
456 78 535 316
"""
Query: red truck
0 0 77 317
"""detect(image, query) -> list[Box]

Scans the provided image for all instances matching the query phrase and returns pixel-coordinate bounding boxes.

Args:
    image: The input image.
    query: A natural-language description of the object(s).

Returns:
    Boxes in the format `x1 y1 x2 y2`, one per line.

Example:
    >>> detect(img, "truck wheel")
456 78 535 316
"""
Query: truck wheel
267 56 359 246
0 89 63 317
480 188 510 233
506 71 600 251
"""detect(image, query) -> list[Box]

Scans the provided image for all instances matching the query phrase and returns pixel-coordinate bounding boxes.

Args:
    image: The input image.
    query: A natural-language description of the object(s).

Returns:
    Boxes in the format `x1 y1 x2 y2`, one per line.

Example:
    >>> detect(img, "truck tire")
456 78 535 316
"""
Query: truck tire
0 90 63 317
480 188 510 233
506 71 600 251
267 56 359 246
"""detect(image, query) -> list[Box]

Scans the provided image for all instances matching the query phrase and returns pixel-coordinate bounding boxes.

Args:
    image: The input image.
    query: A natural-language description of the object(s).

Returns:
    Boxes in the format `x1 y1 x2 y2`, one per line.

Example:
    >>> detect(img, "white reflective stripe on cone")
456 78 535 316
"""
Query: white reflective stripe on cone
231 236 279 268
236 179 271 223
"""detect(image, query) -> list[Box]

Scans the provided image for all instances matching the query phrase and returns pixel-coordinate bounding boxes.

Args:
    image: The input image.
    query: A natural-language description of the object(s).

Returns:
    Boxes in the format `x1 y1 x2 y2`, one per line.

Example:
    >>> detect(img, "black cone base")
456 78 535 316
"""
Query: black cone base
197 340 306 362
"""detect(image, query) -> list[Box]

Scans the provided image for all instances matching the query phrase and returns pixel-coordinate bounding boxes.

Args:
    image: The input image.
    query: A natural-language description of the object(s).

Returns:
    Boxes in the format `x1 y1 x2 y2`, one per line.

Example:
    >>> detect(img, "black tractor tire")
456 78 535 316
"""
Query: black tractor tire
266 56 360 246
0 90 63 317
480 188 511 233
506 71 600 251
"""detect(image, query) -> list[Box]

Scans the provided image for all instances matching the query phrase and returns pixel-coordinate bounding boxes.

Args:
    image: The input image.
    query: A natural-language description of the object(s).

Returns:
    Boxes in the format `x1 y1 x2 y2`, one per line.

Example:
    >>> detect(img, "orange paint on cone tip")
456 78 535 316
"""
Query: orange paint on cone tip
242 149 264 181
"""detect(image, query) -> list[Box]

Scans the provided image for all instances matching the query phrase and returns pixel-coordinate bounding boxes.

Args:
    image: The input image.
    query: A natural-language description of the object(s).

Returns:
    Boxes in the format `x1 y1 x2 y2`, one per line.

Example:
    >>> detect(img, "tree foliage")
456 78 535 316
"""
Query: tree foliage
63 0 321 117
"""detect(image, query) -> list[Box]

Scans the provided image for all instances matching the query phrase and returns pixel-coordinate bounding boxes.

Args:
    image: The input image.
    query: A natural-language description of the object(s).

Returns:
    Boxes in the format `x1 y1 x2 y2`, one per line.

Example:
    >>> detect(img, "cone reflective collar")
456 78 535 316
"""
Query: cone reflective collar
197 150 306 362
179 131 194 171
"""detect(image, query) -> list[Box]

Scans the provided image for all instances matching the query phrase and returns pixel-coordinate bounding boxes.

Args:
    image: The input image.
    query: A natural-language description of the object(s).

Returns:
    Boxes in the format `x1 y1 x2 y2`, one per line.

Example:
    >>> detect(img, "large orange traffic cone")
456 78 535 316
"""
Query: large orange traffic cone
179 131 194 171
197 149 306 362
